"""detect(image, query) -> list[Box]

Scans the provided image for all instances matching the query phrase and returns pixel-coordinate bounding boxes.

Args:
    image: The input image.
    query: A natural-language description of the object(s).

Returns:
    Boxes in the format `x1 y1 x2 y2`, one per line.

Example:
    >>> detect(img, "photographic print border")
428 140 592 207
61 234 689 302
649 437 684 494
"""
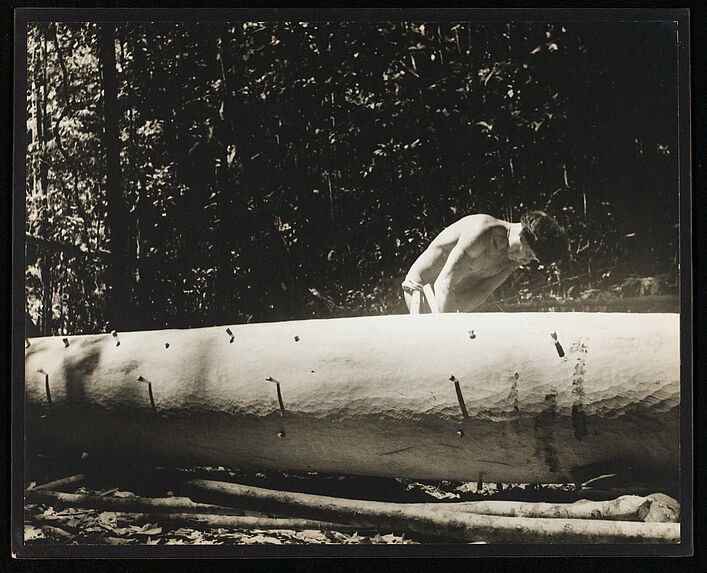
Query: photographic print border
11 7 693 558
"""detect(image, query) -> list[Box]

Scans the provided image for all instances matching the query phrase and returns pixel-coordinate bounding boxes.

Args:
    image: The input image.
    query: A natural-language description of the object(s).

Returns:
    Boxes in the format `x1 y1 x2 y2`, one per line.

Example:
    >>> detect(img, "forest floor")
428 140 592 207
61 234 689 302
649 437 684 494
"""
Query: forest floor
22 465 578 546
23 460 676 547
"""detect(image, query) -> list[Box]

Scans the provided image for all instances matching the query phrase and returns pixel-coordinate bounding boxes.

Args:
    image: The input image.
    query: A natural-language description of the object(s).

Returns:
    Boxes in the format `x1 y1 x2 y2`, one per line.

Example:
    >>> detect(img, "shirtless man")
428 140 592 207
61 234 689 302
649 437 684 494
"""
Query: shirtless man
402 211 568 313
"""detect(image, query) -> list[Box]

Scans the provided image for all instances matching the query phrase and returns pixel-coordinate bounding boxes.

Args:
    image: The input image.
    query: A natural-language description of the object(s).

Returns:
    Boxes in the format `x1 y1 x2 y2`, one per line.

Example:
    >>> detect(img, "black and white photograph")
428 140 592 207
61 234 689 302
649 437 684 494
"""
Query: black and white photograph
13 9 692 557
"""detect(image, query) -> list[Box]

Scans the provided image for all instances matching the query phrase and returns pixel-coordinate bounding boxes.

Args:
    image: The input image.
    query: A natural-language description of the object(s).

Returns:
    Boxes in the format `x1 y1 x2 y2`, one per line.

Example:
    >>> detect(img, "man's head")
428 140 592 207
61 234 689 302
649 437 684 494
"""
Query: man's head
517 210 569 265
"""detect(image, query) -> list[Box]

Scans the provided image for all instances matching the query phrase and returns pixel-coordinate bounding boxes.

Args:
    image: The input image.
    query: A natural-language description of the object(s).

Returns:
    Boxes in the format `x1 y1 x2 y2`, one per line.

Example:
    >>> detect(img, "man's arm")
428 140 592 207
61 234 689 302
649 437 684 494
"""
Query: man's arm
432 245 466 312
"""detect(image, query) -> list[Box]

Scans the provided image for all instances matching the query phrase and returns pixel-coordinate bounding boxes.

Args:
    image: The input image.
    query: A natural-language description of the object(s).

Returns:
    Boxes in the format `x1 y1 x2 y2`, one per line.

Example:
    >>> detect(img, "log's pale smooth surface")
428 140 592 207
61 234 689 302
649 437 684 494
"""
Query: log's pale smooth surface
25 313 679 483
33 474 86 492
117 513 356 533
24 489 246 516
429 496 653 521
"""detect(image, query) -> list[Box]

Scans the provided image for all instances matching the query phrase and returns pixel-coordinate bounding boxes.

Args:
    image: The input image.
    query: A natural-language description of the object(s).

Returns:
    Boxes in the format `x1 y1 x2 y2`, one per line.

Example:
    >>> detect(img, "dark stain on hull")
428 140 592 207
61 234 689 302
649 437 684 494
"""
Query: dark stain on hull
570 341 588 440
534 393 560 473
62 347 105 403
508 372 521 430
571 403 588 439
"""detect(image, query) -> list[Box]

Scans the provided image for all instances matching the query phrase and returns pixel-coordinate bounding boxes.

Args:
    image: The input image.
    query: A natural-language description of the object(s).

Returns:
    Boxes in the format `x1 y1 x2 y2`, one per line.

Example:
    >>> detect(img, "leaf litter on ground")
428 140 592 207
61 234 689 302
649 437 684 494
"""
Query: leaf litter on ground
24 466 587 545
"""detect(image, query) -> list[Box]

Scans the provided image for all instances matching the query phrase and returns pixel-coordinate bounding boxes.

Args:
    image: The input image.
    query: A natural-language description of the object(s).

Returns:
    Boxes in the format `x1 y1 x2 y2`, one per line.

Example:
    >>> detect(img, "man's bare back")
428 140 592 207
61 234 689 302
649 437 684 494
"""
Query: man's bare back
404 214 535 313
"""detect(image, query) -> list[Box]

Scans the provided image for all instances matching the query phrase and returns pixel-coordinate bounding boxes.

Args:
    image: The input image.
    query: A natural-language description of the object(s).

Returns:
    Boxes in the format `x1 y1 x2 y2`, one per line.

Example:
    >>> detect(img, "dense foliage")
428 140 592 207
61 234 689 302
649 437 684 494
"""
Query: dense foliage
25 21 679 335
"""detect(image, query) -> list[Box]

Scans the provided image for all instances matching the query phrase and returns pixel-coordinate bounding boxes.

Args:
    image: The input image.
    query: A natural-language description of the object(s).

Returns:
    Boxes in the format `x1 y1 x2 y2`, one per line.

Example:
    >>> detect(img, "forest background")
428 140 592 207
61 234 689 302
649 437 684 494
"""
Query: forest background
24 20 680 336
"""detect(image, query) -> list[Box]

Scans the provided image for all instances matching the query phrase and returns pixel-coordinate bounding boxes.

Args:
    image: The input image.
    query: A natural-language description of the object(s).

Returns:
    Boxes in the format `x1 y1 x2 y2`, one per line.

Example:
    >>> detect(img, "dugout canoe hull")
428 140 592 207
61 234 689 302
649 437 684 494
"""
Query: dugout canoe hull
24 313 680 484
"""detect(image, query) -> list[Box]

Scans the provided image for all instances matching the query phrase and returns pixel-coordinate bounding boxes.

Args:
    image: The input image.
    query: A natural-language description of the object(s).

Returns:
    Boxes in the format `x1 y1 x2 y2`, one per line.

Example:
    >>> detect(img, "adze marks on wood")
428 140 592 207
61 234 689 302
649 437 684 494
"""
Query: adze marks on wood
24 313 680 483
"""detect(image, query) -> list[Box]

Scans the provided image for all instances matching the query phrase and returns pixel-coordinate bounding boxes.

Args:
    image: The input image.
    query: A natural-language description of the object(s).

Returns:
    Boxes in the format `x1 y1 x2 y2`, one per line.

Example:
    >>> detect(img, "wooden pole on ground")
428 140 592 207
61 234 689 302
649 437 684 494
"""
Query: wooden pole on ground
116 512 356 532
184 479 680 544
25 488 244 516
425 495 656 521
33 474 86 491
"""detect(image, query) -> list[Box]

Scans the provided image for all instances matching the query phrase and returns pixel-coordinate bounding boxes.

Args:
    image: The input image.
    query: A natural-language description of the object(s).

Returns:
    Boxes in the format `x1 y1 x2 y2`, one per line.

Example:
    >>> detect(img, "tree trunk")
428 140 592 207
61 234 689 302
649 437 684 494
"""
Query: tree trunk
25 312 679 485
39 257 53 336
35 28 53 336
99 23 131 330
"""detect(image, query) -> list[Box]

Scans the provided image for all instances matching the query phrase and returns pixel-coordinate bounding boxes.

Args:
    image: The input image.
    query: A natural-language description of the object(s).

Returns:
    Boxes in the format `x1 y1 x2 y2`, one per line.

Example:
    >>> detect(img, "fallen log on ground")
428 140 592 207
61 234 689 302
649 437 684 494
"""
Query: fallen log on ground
185 479 680 544
644 493 680 523
25 482 675 524
25 313 679 484
114 512 356 532
24 488 246 516
33 474 86 491
427 495 655 521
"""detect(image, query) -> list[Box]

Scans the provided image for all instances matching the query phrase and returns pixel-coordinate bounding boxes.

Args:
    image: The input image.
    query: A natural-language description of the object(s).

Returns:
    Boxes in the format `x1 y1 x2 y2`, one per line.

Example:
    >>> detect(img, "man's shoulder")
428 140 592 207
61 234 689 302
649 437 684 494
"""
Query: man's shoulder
453 213 504 226
454 214 506 240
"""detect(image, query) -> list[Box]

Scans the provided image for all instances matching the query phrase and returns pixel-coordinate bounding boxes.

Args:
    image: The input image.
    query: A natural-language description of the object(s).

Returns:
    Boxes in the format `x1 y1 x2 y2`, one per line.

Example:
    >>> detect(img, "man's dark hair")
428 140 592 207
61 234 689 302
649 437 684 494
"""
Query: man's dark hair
519 210 569 265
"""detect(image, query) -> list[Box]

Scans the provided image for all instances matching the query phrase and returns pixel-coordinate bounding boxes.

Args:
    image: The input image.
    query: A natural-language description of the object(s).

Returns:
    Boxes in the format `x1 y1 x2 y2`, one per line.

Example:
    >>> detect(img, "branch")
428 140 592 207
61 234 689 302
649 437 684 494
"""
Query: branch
48 23 71 112
25 488 245 516
33 474 86 492
397 59 420 79
543 187 566 210
102 512 355 532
